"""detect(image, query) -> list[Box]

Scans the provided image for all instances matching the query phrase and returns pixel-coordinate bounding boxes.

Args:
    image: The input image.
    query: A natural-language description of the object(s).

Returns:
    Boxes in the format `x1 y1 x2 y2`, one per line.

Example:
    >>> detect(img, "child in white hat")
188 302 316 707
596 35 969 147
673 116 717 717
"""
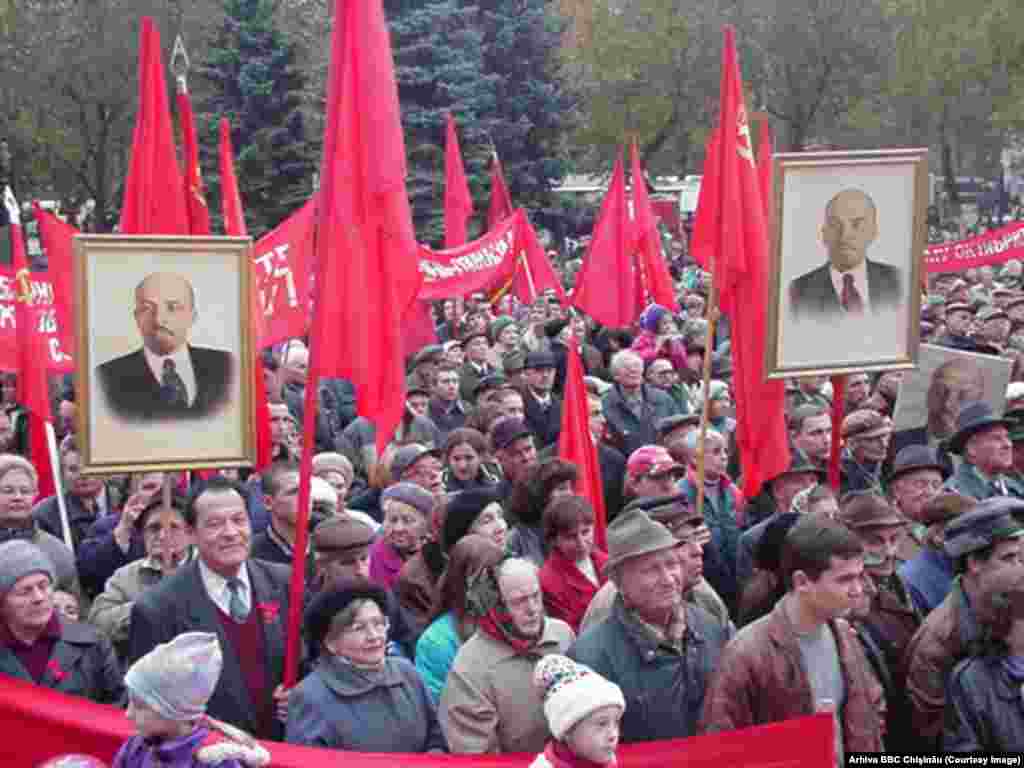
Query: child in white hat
113 632 269 768
531 654 626 768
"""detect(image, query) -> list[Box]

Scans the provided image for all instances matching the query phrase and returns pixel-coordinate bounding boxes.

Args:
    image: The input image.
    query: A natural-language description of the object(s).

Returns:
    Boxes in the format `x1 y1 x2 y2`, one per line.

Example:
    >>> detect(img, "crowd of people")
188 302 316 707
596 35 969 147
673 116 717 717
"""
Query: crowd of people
10 230 1024 766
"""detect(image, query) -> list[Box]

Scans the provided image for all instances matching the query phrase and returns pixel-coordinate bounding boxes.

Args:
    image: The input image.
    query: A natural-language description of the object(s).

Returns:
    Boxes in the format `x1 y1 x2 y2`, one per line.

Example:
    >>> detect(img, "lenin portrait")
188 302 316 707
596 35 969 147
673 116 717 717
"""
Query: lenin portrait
97 272 234 421
788 188 903 320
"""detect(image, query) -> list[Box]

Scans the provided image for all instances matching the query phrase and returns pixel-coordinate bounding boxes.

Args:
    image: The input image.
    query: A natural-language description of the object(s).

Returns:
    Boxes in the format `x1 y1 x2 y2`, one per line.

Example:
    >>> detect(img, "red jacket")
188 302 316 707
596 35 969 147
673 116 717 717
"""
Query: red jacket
539 547 608 634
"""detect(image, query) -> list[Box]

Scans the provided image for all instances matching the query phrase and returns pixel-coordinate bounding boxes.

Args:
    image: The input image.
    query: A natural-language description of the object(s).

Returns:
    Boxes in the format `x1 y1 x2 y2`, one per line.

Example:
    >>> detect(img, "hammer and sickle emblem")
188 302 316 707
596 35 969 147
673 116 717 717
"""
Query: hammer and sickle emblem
15 269 31 305
736 106 755 166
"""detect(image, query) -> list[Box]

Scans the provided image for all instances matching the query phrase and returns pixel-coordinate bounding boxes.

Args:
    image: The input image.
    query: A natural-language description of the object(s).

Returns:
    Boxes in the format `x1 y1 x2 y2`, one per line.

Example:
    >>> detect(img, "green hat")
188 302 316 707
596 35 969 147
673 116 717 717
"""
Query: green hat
490 316 518 344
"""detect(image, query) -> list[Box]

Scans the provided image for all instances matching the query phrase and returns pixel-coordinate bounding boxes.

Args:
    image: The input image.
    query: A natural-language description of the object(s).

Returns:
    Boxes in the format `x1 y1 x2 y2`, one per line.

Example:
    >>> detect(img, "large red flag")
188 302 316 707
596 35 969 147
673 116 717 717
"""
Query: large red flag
571 151 638 328
444 114 473 248
32 206 77 373
120 18 189 235
689 130 719 271
487 152 514 230
177 85 211 235
6 189 55 501
285 0 422 685
558 339 607 551
220 118 272 471
630 140 679 312
693 27 789 497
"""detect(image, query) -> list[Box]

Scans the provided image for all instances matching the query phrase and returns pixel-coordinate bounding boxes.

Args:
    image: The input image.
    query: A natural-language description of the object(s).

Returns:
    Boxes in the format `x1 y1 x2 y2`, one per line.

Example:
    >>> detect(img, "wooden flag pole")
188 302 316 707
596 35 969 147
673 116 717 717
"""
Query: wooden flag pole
694 255 719 520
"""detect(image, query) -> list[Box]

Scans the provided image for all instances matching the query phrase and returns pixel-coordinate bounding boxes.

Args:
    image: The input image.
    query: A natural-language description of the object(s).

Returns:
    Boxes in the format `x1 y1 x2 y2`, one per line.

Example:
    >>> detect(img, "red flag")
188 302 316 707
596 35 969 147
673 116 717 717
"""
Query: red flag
6 190 55 501
692 27 789 497
512 213 569 305
690 131 719 271
444 114 473 248
32 206 77 373
285 0 422 686
487 152 514 230
177 87 211 235
571 151 638 328
630 140 679 312
220 119 272 471
558 339 608 551
828 376 845 492
120 18 189 235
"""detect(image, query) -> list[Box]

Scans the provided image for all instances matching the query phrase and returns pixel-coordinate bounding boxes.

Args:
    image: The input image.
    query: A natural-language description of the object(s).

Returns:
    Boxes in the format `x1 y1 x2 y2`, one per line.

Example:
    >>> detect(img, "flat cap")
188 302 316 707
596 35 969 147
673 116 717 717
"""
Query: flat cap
312 515 375 556
944 498 1024 558
491 417 533 451
656 414 701 441
842 409 892 440
381 481 435 517
838 493 906 529
390 444 440 480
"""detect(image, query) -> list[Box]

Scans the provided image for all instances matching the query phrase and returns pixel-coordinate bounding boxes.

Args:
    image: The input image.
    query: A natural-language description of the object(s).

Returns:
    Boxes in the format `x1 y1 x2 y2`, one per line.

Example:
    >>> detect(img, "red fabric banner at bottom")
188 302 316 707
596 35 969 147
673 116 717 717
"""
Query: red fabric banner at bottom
1 675 834 767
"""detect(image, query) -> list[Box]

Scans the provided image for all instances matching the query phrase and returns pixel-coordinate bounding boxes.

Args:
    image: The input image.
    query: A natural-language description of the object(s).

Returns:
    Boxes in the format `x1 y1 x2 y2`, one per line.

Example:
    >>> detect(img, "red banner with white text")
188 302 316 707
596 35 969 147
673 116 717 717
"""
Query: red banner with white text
0 267 74 374
0 675 833 768
924 221 1024 273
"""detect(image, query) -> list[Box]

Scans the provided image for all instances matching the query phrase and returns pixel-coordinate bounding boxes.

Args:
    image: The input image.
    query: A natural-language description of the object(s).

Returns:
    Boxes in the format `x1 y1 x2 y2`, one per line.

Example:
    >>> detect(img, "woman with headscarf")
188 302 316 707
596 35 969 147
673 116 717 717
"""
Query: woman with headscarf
415 535 505 701
288 583 447 752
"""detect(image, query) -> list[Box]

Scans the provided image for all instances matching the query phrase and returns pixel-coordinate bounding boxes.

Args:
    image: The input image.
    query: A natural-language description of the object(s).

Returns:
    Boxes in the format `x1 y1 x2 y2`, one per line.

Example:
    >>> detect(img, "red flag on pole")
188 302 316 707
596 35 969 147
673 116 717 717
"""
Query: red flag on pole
220 118 272 471
690 132 719 272
444 114 473 248
284 0 421 686
558 339 608 551
32 206 77 373
487 152 514 231
6 189 55 501
571 150 638 328
630 139 679 312
177 86 211 234
757 119 773 226
692 27 790 498
120 18 189 235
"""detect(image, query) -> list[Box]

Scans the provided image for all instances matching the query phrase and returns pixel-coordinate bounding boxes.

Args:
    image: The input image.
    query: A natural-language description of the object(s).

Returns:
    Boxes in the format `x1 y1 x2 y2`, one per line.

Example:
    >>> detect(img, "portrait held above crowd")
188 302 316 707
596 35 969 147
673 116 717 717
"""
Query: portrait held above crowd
10 4 1024 768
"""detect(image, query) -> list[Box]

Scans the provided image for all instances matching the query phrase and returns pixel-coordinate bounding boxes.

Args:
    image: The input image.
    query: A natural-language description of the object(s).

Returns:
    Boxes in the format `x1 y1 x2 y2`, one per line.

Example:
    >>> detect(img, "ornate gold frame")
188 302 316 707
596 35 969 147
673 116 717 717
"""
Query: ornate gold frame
765 148 928 378
73 235 256 474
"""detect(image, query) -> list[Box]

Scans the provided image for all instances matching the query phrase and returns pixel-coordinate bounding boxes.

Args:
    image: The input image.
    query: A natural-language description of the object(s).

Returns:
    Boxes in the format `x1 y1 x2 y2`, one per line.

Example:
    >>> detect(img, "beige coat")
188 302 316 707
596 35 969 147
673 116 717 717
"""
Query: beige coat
579 577 731 636
440 618 575 754
88 557 164 646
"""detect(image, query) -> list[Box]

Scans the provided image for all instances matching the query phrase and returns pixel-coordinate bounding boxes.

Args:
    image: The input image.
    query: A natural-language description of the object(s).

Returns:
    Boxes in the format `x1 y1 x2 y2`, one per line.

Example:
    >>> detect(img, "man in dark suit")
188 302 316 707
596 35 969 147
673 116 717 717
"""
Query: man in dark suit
522 350 562 448
788 189 903 319
97 272 233 420
127 476 292 740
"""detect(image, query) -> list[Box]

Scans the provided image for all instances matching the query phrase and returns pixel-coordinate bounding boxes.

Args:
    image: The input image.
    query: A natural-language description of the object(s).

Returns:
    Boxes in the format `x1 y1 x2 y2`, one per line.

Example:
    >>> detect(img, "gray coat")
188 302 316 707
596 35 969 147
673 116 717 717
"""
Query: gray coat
945 655 1024 752
601 384 681 458
287 654 446 753
569 595 733 743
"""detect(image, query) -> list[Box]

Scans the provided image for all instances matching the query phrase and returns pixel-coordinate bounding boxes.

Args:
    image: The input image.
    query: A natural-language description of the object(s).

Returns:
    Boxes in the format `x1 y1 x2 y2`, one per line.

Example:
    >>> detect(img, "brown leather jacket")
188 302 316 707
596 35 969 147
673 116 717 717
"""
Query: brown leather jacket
700 597 884 753
903 579 980 749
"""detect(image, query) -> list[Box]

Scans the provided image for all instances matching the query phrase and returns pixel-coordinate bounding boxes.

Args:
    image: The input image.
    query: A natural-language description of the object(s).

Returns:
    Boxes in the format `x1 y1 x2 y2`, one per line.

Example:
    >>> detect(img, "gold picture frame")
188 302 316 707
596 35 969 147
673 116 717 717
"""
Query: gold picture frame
765 148 928 378
74 235 255 474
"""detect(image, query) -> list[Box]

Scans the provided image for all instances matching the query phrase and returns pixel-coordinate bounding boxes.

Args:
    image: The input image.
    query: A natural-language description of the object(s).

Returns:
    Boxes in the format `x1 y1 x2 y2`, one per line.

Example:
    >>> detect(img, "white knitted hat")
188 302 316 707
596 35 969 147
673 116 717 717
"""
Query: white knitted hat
533 655 625 740
124 632 222 721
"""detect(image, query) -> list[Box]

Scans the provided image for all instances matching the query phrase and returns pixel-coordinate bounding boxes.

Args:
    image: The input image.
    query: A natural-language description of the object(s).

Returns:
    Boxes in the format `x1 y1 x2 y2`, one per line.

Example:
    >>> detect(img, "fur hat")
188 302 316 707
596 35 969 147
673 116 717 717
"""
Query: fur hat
533 654 625 740
0 540 55 597
124 632 222 722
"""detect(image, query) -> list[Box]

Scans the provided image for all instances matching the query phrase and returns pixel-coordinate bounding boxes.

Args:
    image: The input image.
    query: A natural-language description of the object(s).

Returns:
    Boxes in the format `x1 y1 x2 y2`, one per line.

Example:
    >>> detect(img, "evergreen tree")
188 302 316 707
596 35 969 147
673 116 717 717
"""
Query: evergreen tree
386 0 499 244
199 0 316 235
478 0 573 207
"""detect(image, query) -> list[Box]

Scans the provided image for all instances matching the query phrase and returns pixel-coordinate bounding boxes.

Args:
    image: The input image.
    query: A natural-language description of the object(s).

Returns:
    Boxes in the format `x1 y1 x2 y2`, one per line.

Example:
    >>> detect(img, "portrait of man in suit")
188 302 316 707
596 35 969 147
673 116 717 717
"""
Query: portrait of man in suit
788 188 903 319
96 271 234 421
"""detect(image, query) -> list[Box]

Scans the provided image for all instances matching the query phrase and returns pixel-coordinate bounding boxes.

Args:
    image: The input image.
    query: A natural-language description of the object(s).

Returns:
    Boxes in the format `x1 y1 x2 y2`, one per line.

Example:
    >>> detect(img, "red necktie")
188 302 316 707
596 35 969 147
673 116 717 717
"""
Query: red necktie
841 274 864 314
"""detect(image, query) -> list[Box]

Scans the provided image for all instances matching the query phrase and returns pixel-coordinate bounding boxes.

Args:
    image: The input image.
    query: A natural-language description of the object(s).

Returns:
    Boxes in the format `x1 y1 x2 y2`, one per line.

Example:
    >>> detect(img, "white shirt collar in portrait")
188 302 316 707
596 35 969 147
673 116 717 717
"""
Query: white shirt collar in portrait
199 557 251 617
830 260 871 314
143 344 197 406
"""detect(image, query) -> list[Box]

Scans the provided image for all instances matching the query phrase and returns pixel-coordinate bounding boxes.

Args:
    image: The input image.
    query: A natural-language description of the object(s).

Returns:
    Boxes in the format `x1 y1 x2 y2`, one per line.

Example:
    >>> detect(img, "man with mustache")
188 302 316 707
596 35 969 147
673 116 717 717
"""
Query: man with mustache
788 189 903 319
97 272 233 421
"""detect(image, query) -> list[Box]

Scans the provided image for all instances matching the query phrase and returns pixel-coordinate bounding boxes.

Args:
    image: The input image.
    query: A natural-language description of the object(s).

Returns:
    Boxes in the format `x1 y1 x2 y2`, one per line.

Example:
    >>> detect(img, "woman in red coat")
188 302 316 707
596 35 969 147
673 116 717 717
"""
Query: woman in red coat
538 495 607 633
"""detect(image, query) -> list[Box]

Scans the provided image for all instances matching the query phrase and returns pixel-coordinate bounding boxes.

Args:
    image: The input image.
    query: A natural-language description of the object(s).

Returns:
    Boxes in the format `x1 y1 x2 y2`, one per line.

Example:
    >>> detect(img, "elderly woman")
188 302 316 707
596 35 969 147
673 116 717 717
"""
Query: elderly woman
369 482 435 590
538 495 607 633
945 572 1024 752
0 454 79 597
0 539 123 703
441 487 509 554
288 583 446 752
416 534 505 701
442 428 499 493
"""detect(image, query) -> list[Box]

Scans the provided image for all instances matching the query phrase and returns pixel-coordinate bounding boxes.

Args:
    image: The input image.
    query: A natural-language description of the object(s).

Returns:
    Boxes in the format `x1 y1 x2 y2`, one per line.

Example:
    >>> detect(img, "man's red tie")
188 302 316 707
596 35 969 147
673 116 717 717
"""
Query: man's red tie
841 273 864 314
